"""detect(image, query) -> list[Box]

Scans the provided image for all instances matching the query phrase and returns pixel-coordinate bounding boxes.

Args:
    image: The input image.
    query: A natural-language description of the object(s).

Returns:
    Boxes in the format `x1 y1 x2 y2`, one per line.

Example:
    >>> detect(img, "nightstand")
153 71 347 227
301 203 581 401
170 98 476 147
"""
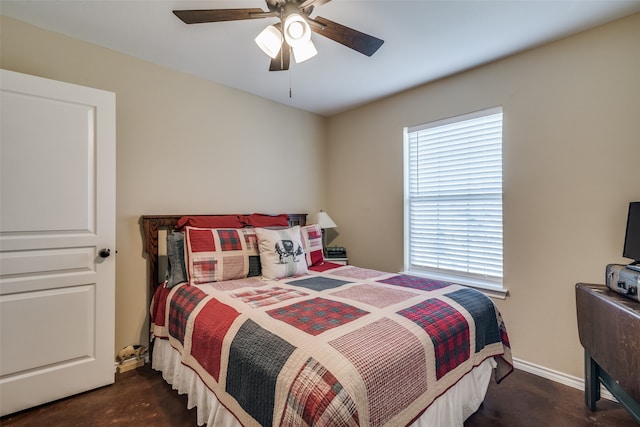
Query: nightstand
326 257 348 265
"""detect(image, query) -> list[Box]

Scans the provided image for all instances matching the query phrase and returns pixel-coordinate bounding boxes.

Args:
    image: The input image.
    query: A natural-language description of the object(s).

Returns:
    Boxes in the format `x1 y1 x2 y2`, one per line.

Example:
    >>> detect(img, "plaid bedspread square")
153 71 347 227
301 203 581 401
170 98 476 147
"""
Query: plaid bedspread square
151 265 513 427
281 357 359 426
267 297 369 336
168 285 207 346
398 299 470 379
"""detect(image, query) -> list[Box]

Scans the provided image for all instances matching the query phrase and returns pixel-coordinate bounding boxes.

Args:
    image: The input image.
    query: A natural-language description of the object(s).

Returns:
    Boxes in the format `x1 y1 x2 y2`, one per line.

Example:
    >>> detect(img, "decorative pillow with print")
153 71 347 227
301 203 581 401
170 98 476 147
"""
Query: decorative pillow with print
184 226 261 284
300 224 324 267
255 226 309 280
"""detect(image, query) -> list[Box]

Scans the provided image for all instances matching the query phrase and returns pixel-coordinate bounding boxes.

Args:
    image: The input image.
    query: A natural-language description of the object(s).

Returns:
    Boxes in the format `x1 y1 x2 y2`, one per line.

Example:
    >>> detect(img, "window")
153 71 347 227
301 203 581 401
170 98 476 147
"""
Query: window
404 107 504 294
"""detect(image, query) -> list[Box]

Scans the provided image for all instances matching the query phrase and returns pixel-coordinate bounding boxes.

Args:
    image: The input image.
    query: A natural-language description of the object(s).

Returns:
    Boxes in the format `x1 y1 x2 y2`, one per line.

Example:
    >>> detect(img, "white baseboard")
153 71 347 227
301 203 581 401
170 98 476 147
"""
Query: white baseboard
513 358 616 402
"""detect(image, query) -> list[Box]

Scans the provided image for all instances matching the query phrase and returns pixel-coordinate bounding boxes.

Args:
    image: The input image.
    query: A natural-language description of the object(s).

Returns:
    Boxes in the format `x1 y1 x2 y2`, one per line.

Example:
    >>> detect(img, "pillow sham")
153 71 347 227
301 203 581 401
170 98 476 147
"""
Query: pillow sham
176 215 244 231
255 226 308 280
244 213 290 228
300 224 324 267
165 231 188 288
184 226 260 284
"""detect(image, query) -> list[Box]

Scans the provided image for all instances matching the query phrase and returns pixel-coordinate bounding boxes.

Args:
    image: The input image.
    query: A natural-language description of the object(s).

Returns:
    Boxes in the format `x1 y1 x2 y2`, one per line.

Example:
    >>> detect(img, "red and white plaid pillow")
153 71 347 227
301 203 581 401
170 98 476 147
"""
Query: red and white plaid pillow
300 224 324 267
184 226 260 284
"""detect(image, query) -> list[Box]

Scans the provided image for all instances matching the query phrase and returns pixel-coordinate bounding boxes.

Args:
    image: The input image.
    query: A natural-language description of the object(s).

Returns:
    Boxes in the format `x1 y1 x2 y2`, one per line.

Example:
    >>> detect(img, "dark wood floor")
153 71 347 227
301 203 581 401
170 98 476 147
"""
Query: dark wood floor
1 364 636 426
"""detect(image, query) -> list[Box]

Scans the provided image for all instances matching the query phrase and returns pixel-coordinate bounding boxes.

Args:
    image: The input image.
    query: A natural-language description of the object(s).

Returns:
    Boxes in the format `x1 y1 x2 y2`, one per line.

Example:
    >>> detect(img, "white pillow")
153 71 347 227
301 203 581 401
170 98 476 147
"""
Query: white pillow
255 226 308 280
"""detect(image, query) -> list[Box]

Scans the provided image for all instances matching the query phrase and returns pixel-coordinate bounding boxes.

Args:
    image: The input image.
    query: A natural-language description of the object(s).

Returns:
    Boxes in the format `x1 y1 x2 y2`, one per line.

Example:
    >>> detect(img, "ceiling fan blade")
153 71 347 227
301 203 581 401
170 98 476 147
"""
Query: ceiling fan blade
173 8 269 24
299 0 332 12
310 16 384 57
269 41 291 72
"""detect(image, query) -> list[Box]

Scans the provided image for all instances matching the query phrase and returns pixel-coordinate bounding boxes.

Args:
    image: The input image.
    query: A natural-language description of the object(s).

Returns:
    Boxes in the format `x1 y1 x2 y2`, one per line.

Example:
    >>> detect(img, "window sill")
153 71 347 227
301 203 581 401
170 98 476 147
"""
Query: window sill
402 269 509 300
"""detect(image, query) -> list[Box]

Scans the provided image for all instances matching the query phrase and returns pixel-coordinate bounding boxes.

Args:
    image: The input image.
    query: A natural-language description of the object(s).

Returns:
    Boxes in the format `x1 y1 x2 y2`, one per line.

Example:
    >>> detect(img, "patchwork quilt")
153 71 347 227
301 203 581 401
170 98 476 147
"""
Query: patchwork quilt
151 263 512 427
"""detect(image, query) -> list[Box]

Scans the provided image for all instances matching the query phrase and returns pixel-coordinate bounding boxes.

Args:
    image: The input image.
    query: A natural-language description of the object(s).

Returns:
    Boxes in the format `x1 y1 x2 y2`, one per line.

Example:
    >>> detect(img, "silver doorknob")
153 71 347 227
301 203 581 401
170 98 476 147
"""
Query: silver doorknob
99 248 111 258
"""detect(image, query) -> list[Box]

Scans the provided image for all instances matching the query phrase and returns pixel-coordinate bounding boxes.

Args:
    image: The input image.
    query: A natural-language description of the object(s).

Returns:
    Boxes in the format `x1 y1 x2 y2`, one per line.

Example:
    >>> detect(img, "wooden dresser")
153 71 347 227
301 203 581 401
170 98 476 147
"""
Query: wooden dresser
575 283 640 423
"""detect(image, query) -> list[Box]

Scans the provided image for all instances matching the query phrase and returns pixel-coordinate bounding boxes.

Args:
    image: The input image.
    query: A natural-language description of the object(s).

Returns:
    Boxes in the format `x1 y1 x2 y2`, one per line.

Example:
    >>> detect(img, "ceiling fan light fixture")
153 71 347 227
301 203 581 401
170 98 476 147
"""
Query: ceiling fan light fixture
173 2 384 72
283 13 311 48
255 25 283 59
292 40 318 63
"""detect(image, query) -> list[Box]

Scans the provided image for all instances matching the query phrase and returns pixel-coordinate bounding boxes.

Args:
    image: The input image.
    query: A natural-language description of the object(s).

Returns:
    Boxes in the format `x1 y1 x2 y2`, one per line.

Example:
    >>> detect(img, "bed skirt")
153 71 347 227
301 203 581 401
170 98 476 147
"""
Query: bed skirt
152 339 496 426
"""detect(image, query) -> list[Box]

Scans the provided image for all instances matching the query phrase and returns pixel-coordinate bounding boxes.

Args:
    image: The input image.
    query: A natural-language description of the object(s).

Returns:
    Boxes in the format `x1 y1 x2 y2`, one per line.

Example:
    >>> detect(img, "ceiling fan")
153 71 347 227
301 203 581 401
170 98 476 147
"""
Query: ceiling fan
173 0 384 71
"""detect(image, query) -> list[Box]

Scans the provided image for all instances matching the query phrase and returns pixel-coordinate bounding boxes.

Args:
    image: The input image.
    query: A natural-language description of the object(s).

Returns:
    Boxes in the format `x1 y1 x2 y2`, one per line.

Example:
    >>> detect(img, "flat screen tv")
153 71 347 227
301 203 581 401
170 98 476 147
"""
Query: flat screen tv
623 201 640 269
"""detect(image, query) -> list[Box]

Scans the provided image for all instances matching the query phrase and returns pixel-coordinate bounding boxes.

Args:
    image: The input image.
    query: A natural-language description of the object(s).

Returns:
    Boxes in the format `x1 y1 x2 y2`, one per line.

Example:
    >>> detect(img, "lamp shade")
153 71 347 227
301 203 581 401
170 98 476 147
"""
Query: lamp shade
255 25 283 59
283 13 311 48
292 40 317 63
316 211 337 229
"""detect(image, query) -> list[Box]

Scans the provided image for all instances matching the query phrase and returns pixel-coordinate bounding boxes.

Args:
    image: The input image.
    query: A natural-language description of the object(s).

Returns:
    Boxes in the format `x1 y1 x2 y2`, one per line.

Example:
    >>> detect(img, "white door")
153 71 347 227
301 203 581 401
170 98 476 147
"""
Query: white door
0 69 115 416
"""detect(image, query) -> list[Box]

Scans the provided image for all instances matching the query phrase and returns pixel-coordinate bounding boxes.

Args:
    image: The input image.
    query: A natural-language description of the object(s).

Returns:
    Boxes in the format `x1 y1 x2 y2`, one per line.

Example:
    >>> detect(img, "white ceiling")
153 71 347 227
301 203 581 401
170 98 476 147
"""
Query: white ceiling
2 0 639 116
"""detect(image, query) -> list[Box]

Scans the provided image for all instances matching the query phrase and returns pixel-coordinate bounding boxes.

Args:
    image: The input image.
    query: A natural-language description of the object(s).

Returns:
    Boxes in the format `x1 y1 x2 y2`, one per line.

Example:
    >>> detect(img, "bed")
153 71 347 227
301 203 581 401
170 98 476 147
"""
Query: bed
142 213 512 426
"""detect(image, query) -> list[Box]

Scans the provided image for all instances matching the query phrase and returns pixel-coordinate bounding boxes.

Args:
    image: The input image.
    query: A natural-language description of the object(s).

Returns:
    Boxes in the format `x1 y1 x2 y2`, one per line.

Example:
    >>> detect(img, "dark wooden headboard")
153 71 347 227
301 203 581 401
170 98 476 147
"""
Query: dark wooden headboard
140 214 307 294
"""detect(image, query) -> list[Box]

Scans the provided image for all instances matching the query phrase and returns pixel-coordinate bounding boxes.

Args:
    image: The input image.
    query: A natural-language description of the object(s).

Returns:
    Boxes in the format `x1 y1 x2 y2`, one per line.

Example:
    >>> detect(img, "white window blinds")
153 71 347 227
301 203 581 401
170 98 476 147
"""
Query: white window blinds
404 107 503 287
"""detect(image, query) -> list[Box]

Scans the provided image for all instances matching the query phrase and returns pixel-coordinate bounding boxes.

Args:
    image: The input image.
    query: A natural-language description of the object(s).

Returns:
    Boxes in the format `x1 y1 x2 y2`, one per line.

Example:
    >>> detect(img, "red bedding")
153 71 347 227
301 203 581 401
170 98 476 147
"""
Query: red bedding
151 262 512 426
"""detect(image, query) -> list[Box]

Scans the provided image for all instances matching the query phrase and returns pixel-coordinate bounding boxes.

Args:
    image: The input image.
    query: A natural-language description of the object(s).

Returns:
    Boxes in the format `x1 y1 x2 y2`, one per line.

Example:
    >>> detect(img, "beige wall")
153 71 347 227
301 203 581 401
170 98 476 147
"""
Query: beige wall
326 13 640 378
1 16 327 355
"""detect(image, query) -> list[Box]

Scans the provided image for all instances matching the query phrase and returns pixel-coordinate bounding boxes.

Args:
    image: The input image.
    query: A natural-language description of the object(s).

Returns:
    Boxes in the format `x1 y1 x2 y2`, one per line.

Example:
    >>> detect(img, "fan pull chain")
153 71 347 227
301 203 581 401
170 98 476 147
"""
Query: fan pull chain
289 67 292 98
